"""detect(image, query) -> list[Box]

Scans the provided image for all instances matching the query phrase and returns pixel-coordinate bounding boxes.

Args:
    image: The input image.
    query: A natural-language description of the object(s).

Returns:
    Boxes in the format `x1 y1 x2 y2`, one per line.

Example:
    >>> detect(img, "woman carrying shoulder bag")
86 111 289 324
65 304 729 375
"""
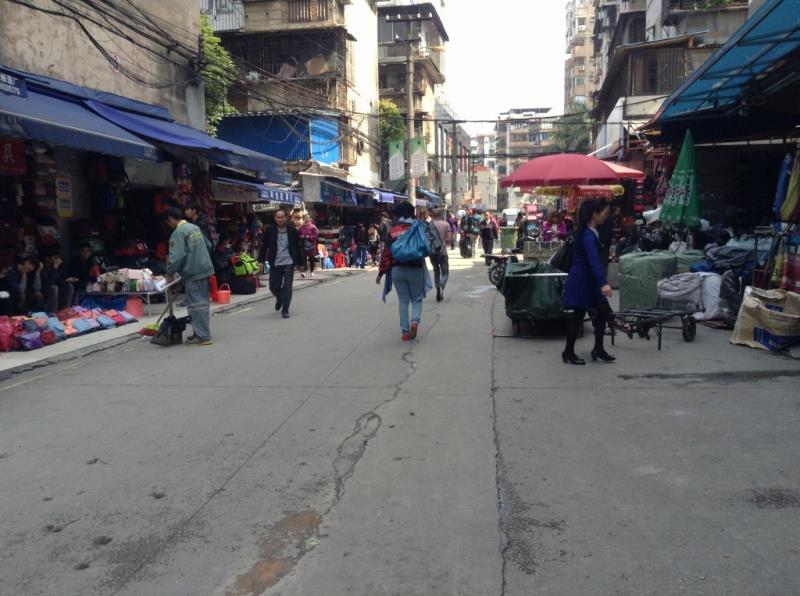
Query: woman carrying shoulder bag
561 199 615 365
299 214 320 278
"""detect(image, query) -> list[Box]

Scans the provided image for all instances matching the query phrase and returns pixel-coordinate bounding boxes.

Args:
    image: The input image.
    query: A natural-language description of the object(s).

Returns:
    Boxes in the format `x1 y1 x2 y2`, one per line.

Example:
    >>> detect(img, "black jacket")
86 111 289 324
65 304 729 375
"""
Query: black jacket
259 225 302 268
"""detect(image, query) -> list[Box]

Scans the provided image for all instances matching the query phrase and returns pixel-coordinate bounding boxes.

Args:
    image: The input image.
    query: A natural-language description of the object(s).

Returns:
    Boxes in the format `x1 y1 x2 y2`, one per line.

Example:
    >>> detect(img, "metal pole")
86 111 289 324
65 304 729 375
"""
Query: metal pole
451 121 458 211
406 22 416 205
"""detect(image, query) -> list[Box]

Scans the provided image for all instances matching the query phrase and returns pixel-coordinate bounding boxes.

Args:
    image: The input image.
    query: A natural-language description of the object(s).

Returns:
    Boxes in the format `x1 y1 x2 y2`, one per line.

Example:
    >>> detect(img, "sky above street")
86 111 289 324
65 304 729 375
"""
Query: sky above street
441 0 567 132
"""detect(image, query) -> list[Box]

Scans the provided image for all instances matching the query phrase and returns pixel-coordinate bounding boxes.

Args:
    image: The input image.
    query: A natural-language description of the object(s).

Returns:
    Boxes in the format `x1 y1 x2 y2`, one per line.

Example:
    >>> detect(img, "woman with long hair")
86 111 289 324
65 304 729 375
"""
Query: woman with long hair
561 199 615 365
377 201 432 342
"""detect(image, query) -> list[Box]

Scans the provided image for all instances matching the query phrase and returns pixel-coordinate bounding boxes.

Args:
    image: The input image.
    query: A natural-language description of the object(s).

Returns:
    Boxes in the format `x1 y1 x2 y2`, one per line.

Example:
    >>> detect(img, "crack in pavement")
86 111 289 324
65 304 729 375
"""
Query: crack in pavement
490 290 510 596
107 313 388 595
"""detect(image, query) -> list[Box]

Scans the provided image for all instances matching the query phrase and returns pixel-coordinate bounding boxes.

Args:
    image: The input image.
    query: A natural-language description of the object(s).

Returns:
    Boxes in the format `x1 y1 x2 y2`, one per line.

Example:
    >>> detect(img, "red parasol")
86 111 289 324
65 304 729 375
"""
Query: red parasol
501 153 622 188
606 162 645 180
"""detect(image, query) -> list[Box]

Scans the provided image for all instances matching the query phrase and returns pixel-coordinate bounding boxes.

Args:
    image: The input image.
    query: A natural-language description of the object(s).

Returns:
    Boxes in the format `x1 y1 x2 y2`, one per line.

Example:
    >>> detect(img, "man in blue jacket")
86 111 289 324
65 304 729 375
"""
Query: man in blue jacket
164 208 215 345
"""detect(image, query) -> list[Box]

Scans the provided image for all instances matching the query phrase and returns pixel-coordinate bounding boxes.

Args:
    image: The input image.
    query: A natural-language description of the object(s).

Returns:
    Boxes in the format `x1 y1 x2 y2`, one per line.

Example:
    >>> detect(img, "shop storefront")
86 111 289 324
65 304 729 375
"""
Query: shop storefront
0 65 285 337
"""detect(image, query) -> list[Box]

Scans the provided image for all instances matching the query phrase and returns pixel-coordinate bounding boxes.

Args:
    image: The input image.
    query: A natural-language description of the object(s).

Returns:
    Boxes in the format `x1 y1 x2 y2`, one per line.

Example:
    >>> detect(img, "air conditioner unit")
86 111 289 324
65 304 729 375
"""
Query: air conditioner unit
578 65 586 71
577 25 587 31
246 71 261 82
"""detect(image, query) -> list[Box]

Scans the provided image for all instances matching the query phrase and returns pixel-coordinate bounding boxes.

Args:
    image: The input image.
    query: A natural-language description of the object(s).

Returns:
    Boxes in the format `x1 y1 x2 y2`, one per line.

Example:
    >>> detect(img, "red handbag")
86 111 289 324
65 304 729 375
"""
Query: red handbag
41 329 57 345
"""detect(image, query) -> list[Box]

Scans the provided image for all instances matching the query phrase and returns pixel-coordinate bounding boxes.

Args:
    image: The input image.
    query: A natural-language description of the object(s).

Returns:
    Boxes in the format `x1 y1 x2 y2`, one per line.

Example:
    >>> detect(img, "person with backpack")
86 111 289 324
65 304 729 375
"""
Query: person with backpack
429 208 452 302
376 201 432 342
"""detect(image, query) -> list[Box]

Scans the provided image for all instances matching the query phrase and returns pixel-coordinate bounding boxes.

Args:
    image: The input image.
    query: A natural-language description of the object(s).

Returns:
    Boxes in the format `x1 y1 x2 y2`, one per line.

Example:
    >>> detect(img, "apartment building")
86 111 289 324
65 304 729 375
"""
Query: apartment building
565 0 598 109
434 97 471 206
204 0 381 186
377 1 449 189
496 108 555 210
590 0 748 164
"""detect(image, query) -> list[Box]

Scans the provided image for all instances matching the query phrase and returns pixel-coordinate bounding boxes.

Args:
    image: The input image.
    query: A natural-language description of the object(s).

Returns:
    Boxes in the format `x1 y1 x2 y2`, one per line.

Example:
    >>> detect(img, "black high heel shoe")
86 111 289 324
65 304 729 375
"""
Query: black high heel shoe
591 349 616 363
562 351 586 365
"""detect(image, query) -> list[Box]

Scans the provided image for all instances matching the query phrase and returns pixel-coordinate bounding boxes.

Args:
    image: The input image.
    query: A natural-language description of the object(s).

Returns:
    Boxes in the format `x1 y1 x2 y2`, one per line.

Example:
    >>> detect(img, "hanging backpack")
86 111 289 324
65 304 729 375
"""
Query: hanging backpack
423 221 443 256
391 221 431 263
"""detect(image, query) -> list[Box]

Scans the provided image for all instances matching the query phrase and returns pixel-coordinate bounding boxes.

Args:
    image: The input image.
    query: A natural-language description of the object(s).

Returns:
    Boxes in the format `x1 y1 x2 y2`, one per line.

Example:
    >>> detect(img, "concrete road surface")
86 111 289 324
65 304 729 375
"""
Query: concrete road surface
1 255 799 596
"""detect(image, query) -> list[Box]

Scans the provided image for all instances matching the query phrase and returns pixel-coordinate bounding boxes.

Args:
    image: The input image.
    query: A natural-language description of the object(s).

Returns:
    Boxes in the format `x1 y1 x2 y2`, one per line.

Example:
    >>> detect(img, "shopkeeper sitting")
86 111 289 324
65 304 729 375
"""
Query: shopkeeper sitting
69 242 102 291
42 250 76 313
7 255 44 314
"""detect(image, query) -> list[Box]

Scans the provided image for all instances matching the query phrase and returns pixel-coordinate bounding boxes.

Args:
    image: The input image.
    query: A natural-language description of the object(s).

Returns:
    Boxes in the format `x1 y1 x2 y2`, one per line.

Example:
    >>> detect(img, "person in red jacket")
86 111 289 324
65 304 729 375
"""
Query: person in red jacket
376 201 431 342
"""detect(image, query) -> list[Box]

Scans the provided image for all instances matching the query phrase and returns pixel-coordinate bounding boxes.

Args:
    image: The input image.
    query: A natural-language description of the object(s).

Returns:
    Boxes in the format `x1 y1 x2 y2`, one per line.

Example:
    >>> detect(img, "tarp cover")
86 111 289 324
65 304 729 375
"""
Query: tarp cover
501 261 565 320
619 251 678 311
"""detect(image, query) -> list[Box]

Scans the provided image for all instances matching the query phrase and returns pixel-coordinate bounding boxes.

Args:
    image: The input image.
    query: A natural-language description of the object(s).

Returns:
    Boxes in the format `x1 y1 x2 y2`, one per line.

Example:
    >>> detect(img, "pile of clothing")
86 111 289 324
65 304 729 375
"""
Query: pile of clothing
0 306 137 352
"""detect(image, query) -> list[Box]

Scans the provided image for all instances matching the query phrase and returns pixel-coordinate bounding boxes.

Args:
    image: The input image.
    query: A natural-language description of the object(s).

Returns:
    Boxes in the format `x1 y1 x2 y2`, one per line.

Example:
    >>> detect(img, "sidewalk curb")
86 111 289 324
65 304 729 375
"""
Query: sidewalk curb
0 271 360 383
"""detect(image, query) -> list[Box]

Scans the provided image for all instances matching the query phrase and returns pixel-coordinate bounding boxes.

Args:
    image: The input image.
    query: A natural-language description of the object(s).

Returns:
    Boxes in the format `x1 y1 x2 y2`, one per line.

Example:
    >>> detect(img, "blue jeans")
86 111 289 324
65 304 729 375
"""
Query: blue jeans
393 265 424 333
355 245 369 268
185 278 210 340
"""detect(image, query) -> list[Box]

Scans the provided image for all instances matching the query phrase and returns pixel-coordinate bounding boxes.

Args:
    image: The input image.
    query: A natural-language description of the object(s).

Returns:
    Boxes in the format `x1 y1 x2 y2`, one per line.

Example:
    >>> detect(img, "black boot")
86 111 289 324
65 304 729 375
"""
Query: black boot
591 348 616 363
562 351 586 365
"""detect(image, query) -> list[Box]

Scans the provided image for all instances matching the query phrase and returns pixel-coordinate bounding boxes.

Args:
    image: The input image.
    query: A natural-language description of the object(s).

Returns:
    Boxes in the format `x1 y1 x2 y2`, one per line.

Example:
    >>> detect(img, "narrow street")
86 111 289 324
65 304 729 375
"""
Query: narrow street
1 254 799 596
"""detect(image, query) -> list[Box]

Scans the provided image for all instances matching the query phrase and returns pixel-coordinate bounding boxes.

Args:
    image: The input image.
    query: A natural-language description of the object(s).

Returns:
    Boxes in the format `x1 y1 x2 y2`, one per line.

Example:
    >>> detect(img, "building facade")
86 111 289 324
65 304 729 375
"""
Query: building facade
1 0 204 127
207 0 381 186
590 0 749 164
434 98 470 207
377 1 448 191
565 0 598 109
495 108 555 210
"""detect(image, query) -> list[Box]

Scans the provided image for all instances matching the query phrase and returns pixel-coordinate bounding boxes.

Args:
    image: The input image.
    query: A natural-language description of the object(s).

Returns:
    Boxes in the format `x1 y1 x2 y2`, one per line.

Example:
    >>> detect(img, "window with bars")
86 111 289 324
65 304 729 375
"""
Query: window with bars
288 0 329 23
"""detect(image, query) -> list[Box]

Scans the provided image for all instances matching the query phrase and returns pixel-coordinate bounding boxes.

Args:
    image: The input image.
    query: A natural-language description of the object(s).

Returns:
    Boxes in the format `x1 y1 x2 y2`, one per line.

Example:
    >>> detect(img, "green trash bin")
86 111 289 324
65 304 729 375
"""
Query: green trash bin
500 227 517 251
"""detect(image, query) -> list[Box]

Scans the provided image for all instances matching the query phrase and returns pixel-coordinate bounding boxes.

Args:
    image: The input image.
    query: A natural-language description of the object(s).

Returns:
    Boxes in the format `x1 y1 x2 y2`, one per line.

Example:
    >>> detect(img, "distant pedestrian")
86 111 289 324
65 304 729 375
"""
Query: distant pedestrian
184 203 213 251
259 209 302 319
298 214 320 278
480 211 499 255
429 209 452 302
447 212 458 250
163 208 215 346
561 199 615 365
354 223 369 269
368 224 380 266
377 201 432 342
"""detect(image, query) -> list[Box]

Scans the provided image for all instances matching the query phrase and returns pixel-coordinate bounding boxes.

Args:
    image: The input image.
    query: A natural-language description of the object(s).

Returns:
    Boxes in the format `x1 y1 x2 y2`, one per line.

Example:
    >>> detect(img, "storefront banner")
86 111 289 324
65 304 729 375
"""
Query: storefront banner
409 137 428 178
212 180 258 203
55 175 73 217
259 187 302 205
0 137 26 175
321 181 357 206
388 139 404 181
0 68 27 98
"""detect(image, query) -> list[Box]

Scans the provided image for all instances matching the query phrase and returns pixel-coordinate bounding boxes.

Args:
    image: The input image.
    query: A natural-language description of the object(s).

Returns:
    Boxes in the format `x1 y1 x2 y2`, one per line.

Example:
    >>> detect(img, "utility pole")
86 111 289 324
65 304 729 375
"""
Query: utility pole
386 11 433 205
406 31 416 204
451 121 458 212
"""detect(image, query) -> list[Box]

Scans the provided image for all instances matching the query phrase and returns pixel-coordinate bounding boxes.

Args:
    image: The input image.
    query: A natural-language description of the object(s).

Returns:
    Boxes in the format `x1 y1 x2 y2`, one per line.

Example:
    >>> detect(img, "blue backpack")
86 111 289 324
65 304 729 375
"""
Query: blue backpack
391 221 431 263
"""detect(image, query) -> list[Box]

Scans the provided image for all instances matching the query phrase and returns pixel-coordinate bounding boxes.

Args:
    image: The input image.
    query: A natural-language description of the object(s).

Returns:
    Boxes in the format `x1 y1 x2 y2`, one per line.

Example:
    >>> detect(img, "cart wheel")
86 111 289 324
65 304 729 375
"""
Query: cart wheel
512 320 521 336
682 316 697 342
488 264 504 287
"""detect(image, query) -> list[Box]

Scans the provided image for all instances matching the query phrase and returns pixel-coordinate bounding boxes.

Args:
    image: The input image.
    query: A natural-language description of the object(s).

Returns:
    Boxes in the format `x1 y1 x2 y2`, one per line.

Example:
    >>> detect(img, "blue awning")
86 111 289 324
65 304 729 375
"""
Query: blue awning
0 87 159 161
654 0 800 124
85 100 289 184
416 187 443 206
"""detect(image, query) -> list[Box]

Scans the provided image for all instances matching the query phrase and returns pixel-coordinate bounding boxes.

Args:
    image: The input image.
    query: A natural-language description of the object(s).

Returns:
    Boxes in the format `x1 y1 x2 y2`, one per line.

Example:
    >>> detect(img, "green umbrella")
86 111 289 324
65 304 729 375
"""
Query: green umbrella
661 130 701 227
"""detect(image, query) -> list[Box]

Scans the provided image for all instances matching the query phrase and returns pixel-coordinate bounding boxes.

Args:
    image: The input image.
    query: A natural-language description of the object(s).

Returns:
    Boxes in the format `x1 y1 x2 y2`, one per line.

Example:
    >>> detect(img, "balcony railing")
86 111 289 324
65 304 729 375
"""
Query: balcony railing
378 43 444 79
668 0 748 9
202 0 245 32
288 0 328 23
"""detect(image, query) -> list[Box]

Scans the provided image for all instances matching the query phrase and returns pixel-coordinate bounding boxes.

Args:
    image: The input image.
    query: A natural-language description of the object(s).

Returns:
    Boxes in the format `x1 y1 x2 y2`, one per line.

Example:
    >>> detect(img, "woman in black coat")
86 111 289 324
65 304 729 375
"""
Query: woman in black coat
561 199 615 365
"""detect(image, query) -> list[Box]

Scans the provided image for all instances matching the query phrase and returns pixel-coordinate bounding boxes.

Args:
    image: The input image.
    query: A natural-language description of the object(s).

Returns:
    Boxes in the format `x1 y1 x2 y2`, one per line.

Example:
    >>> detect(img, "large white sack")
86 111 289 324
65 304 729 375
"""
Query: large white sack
694 272 722 321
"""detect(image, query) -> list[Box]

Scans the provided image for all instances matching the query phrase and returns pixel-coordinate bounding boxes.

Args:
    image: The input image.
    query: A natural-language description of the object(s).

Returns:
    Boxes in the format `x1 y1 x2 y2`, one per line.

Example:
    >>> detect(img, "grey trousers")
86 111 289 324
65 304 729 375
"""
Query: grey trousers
185 278 211 340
